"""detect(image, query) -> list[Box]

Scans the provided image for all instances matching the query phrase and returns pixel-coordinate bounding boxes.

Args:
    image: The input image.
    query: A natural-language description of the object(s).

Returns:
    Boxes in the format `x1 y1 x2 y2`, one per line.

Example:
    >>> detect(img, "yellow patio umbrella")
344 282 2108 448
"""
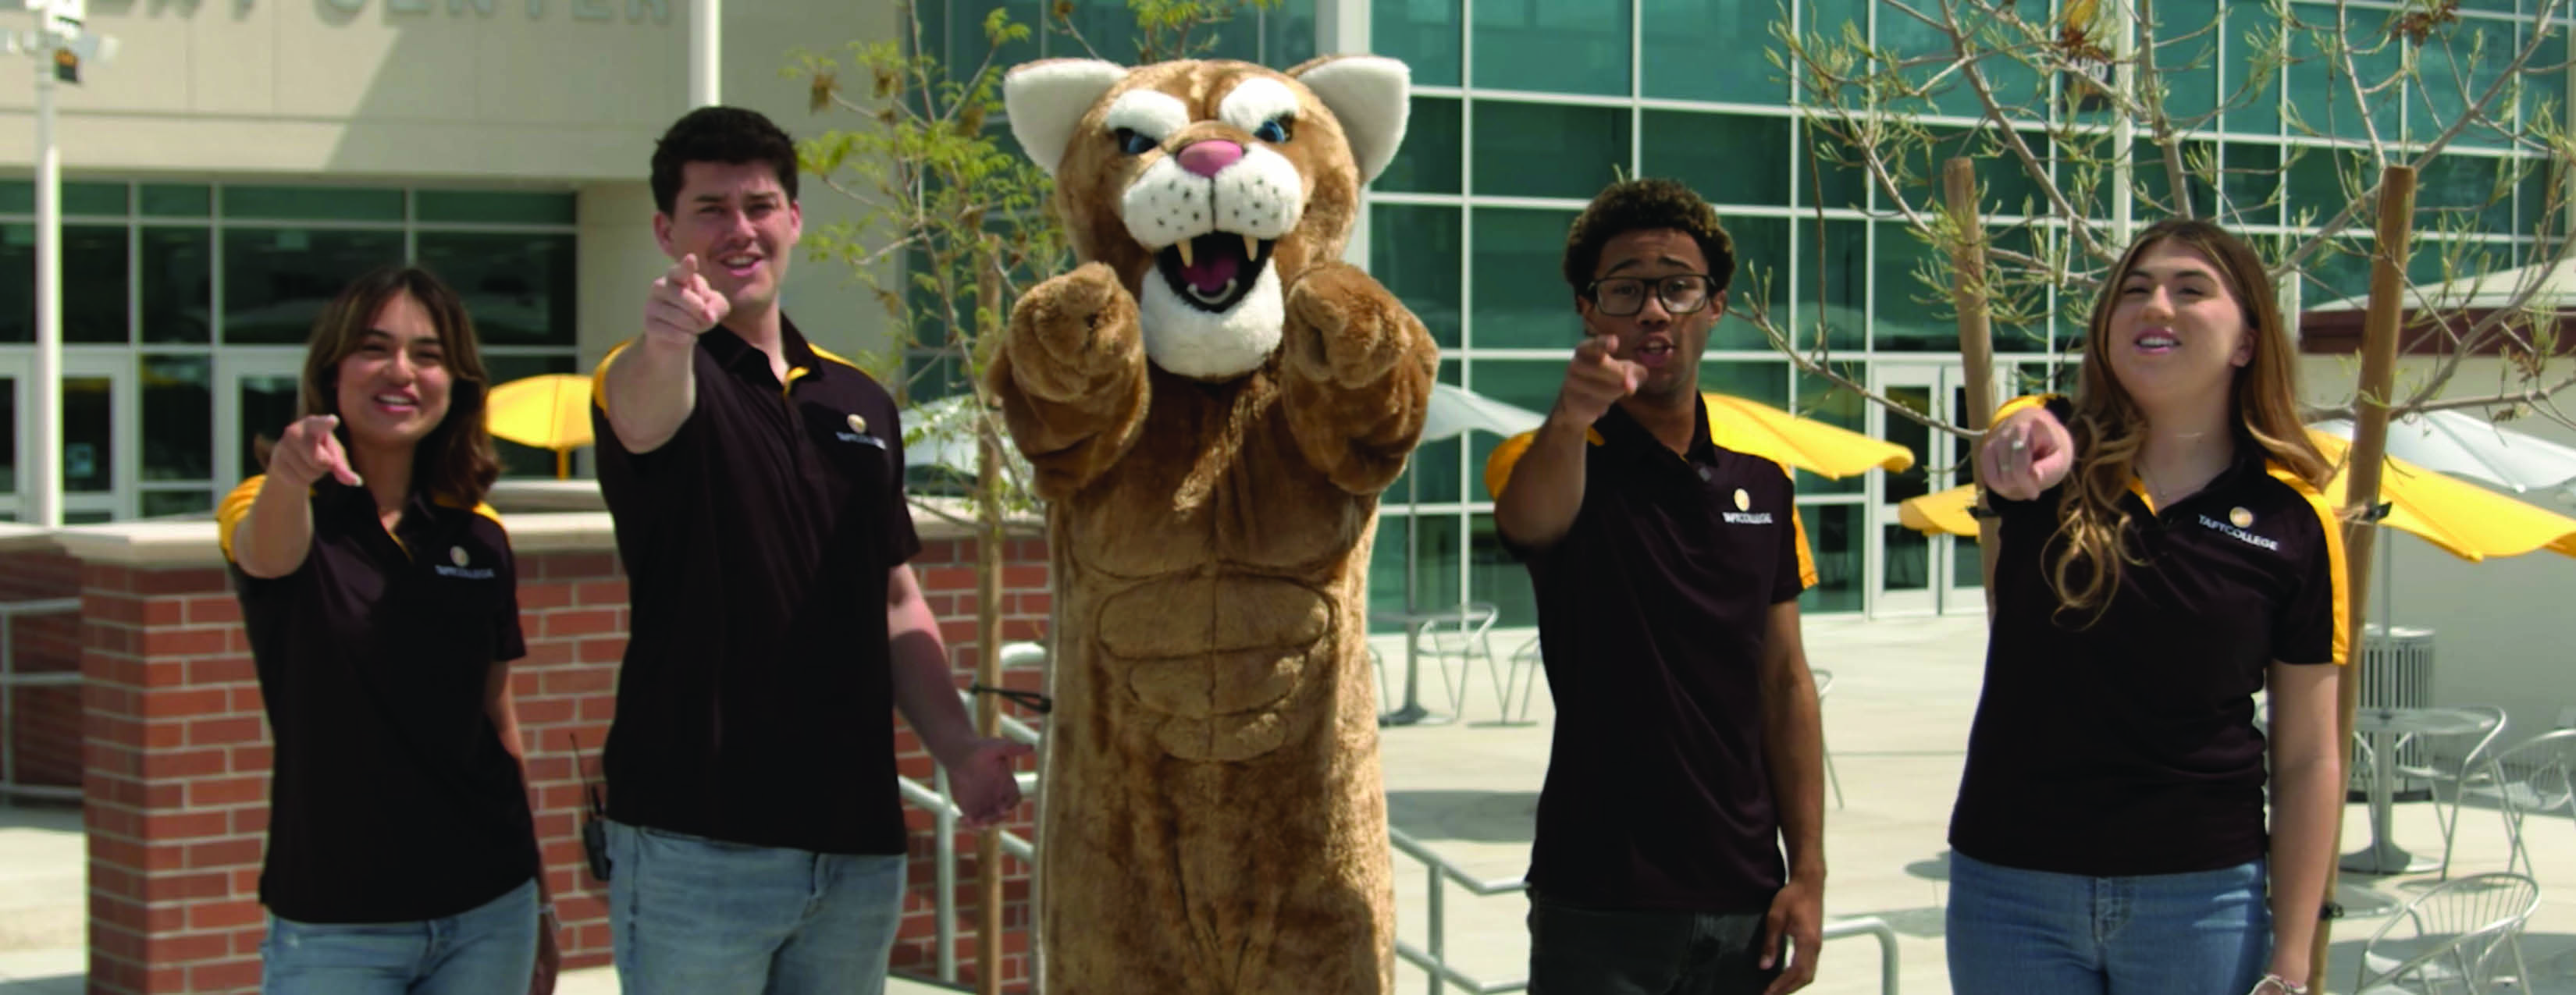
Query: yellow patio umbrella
1702 393 1916 479
484 373 594 479
1895 428 2576 563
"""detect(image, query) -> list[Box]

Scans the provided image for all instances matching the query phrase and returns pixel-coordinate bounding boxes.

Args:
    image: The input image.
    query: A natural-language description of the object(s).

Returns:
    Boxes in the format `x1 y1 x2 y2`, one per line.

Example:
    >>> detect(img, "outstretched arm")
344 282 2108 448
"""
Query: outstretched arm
989 262 1153 499
1279 261 1439 494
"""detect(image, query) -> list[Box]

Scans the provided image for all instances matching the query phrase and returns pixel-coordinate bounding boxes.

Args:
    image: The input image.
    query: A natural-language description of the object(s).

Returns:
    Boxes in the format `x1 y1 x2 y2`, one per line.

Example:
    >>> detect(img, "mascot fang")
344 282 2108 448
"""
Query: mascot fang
993 55 1438 994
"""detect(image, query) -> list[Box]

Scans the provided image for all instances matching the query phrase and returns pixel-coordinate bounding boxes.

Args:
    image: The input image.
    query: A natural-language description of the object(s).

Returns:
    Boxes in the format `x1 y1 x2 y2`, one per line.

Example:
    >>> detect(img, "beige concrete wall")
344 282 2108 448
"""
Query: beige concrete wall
0 0 688 179
2300 354 2576 749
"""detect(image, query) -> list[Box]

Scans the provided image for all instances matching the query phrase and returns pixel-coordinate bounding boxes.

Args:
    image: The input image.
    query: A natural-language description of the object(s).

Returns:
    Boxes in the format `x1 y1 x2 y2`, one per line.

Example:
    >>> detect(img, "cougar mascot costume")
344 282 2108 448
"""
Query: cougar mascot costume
994 55 1436 993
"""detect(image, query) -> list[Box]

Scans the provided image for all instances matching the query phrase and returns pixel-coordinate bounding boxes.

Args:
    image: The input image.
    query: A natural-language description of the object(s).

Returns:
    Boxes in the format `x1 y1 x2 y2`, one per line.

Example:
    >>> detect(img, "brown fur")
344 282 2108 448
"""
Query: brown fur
991 58 1437 994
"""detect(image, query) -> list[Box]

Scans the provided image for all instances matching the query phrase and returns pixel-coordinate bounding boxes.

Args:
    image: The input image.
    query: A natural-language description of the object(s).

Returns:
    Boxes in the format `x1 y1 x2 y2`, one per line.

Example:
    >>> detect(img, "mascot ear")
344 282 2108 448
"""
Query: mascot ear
1003 59 1130 176
1289 55 1412 186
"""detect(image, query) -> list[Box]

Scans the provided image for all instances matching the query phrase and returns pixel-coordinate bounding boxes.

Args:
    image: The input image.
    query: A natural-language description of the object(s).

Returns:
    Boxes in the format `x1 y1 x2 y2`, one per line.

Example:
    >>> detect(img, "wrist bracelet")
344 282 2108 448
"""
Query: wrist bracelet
2252 973 2305 995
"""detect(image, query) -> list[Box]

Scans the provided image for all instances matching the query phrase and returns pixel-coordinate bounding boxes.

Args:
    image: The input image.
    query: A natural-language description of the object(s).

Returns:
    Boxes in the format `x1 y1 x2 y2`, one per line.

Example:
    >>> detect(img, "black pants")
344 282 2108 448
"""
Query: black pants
1527 890 1781 995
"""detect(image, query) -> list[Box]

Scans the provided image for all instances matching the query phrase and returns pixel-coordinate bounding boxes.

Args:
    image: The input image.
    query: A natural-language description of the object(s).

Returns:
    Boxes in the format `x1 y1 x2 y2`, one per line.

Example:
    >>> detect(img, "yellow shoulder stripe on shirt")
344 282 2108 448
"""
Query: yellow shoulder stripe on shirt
1482 427 1818 592
2268 462 2352 667
214 475 267 564
590 341 632 418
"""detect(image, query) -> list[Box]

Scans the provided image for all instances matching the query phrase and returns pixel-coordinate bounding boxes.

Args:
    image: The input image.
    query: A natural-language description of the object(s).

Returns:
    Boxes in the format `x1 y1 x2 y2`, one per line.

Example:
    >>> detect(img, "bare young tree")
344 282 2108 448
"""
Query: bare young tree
1757 0 2576 437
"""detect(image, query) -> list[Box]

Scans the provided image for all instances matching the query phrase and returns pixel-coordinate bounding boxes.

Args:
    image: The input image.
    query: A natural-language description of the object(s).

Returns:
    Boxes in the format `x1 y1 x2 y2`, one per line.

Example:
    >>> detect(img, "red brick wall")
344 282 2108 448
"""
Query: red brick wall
0 550 82 791
73 529 1051 993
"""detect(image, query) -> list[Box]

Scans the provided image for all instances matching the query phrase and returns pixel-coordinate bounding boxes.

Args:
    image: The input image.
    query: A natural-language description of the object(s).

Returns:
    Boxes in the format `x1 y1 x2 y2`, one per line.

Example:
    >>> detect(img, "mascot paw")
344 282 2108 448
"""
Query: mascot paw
1286 261 1414 389
1010 261 1142 396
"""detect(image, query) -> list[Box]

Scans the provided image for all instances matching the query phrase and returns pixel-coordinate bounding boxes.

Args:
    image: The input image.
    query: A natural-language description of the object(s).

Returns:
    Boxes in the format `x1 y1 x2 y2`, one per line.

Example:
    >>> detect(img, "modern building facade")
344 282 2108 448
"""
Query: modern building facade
4 0 2567 623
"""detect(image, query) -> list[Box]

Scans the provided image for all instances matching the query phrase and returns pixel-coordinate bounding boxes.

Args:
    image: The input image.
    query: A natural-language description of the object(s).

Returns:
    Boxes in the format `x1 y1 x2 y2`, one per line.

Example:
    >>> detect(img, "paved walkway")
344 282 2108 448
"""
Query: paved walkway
8 613 2573 993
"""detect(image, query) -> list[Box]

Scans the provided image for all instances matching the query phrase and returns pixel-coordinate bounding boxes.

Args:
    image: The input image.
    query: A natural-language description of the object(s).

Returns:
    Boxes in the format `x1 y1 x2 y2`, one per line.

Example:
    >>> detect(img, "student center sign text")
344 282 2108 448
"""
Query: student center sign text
318 0 674 23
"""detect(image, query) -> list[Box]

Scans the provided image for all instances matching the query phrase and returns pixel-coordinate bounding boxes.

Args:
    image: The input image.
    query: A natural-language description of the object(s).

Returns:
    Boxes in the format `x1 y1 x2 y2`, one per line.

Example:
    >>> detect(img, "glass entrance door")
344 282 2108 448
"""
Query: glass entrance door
216 350 308 492
1869 361 2009 617
0 352 135 523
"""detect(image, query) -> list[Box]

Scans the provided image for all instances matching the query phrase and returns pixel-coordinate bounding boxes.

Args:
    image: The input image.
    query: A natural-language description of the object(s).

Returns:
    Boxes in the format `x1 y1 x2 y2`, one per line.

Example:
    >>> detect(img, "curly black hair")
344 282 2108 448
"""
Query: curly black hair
1560 177 1736 299
649 106 801 215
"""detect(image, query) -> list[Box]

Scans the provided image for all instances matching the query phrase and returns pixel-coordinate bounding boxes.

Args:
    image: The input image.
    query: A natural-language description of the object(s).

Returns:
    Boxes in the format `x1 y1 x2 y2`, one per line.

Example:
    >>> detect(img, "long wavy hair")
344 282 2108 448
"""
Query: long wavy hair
284 266 501 509
2049 219 2332 620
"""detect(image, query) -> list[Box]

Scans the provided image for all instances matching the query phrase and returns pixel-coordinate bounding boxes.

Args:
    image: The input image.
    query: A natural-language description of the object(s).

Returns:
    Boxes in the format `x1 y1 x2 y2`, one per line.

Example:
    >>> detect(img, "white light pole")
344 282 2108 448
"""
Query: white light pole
688 0 719 107
11 1 111 528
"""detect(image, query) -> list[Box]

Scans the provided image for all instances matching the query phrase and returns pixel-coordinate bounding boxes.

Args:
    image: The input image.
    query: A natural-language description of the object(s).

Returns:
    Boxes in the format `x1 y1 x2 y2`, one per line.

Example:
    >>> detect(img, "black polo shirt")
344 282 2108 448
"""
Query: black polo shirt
1949 395 2349 877
589 318 919 856
1485 396 1817 911
216 476 537 924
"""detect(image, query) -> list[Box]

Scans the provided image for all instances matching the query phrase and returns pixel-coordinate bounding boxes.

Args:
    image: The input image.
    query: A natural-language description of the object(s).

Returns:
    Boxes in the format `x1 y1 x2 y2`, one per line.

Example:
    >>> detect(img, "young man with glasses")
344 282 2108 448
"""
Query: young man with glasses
1484 177 1828 995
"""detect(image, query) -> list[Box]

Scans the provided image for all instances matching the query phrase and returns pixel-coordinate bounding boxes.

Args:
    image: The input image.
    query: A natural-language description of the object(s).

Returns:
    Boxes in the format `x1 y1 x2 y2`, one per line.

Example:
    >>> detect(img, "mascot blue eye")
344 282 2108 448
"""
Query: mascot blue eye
1115 128 1158 156
1253 118 1292 144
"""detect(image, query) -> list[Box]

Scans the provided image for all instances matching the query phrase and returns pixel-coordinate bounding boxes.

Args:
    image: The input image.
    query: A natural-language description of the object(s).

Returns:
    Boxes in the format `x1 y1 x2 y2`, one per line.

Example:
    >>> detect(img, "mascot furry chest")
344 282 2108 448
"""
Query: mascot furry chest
993 55 1436 993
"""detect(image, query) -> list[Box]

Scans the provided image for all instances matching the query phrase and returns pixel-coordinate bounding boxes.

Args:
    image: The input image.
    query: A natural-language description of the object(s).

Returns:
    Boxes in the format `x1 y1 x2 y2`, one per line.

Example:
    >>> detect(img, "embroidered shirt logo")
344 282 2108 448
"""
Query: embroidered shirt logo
837 412 887 448
435 545 496 580
2229 506 2254 528
2197 513 2280 551
1722 488 1775 525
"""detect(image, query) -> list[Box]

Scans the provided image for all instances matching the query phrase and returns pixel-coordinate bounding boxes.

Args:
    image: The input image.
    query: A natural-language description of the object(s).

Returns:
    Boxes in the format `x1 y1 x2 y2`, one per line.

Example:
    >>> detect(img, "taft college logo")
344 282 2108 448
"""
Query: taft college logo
435 545 496 580
1722 487 1775 525
2197 510 2280 551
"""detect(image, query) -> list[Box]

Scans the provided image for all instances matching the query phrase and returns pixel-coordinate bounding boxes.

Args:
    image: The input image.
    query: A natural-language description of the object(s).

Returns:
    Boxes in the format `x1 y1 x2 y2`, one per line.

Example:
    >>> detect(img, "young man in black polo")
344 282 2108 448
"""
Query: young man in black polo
1485 177 1827 995
588 106 1028 995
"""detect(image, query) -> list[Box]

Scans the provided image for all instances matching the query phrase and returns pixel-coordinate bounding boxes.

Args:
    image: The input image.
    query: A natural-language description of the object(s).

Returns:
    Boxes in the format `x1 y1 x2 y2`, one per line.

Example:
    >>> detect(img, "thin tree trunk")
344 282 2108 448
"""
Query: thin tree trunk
974 244 1006 995
2314 163 2417 988
1943 158 2003 621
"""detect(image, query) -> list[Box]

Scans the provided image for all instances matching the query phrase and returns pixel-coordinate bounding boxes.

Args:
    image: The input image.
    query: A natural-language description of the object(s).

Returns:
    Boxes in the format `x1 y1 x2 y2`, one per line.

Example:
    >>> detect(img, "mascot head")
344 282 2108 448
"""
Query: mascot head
1003 56 1409 382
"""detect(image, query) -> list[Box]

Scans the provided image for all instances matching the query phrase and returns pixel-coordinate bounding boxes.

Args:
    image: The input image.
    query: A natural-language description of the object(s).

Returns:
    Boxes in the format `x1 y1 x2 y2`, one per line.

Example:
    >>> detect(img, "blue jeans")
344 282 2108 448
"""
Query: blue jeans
260 877 539 995
1527 890 1781 995
606 819 907 995
1946 851 2272 995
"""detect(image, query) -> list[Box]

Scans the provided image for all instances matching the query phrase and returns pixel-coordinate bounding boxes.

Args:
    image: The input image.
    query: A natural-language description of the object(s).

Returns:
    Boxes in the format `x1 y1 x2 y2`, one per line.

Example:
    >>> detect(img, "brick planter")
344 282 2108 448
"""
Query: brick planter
45 503 1049 994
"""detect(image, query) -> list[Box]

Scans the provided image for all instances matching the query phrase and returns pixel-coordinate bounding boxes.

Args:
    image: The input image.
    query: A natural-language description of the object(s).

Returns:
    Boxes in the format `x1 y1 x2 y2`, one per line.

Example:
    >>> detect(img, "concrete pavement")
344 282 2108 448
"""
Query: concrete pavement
8 613 2573 993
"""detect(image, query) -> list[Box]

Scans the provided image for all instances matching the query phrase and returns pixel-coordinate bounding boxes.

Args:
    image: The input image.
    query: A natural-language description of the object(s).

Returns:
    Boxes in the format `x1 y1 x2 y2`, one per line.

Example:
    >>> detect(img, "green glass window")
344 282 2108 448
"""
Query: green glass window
1471 0 1630 97
1642 112 1792 210
1463 359 1562 430
1375 0 1461 87
222 186 405 222
0 180 126 215
1703 359 1787 407
142 228 214 344
1393 436 1464 506
2218 142 2282 225
2300 239 2373 307
1796 121 1873 211
1264 0 1318 68
1469 207 1580 350
2130 140 2220 219
141 184 212 218
416 190 577 226
1372 204 1464 350
2517 158 2560 236
1717 213 1789 352
1471 101 1629 200
2223 0 2284 135
141 354 213 483
65 375 113 494
1902 127 2051 219
1368 510 1466 623
2284 20 2400 143
2523 24 2567 137
2414 154 2515 235
1793 367 1866 495
1795 502 1862 613
141 490 213 518
1873 222 1953 353
1377 96 1461 194
2282 145 2371 228
2411 20 2517 149
415 233 578 346
0 225 128 344
221 228 406 344
1641 0 1785 103
1790 218 1866 354
2153 0 2222 126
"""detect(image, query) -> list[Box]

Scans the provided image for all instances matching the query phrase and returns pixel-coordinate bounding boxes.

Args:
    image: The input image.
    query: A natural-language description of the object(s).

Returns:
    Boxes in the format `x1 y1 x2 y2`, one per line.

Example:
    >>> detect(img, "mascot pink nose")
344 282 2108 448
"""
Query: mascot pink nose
1177 140 1244 177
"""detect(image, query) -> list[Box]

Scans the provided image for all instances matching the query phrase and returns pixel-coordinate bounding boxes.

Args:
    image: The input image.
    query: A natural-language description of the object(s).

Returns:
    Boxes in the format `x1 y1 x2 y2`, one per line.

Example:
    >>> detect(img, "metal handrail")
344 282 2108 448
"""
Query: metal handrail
0 597 80 802
1388 827 1899 995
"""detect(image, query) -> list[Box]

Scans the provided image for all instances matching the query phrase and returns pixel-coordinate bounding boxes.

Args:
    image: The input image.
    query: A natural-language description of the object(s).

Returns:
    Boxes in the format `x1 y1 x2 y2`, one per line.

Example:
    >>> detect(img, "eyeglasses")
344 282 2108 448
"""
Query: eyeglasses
1585 274 1713 317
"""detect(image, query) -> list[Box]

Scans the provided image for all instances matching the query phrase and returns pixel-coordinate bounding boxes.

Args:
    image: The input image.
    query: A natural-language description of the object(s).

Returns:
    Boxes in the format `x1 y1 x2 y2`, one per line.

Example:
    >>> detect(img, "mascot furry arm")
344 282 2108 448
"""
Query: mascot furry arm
992 55 1436 994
